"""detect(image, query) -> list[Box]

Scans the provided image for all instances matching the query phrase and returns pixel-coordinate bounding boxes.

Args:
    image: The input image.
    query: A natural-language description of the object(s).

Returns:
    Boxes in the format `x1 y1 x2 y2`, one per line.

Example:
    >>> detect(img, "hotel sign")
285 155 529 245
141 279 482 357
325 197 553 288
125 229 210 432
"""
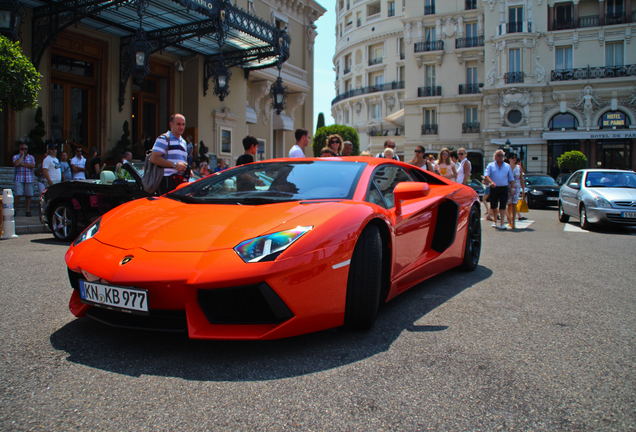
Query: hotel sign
543 130 636 140
601 112 627 128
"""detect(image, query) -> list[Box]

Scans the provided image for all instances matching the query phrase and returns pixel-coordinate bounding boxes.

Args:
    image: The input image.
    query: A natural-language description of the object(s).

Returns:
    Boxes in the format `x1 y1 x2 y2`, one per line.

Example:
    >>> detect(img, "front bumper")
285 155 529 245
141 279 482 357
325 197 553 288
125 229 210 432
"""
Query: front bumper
585 206 636 225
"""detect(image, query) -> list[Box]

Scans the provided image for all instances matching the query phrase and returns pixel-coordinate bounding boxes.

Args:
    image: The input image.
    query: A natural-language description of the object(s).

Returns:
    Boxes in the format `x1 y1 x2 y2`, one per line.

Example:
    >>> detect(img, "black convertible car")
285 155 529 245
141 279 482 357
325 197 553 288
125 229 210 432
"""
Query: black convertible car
40 163 150 241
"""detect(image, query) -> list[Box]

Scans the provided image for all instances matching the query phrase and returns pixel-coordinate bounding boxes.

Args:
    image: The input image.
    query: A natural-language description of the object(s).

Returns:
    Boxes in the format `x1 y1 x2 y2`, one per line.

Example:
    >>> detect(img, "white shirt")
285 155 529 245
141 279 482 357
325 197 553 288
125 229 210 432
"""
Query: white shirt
42 155 62 183
456 158 471 184
70 156 87 180
289 144 305 158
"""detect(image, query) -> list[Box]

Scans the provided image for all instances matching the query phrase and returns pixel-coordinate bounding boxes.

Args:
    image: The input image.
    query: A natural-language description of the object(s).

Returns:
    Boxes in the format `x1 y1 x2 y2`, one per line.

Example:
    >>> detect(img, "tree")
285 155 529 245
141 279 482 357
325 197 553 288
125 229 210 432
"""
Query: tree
558 150 587 172
312 124 360 156
316 112 325 130
0 36 41 112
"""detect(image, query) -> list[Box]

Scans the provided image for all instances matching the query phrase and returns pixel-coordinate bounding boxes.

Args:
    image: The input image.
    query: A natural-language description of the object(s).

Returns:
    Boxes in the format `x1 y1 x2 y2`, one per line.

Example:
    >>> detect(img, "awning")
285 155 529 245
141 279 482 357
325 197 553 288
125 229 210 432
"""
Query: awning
384 109 405 128
273 114 294 131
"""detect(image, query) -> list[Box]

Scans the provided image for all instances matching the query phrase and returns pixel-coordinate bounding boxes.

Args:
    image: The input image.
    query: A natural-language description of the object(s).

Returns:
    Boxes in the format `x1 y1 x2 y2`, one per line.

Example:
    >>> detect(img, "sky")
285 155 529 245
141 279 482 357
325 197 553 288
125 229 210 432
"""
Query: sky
312 3 336 130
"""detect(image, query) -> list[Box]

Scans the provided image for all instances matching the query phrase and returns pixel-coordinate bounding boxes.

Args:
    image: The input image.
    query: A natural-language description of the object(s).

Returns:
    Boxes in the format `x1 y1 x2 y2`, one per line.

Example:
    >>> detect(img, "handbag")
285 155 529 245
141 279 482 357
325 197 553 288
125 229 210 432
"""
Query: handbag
141 133 169 194
517 199 529 213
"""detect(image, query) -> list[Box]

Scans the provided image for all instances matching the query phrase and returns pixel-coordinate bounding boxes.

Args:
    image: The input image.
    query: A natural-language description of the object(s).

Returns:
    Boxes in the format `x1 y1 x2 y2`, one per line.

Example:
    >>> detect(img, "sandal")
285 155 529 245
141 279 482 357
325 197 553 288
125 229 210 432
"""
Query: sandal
25 212 32 217
486 216 493 221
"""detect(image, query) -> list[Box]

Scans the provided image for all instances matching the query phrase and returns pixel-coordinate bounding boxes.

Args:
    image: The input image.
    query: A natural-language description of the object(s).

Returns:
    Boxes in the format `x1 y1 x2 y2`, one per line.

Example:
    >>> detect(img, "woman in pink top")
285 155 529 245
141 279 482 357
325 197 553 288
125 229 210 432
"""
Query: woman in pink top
434 148 457 180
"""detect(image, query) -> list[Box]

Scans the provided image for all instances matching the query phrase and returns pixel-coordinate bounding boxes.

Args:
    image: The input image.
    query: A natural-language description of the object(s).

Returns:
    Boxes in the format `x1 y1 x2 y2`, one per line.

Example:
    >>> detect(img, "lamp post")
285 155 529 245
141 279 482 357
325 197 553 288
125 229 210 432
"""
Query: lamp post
213 60 231 101
270 37 288 115
0 0 25 42
130 28 152 85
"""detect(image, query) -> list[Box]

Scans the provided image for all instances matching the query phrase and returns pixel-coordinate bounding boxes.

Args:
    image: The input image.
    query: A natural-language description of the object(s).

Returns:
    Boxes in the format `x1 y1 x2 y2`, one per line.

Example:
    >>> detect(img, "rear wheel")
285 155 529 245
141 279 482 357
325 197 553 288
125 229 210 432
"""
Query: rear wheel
460 204 481 271
558 201 569 223
51 203 78 242
344 224 382 330
579 204 592 230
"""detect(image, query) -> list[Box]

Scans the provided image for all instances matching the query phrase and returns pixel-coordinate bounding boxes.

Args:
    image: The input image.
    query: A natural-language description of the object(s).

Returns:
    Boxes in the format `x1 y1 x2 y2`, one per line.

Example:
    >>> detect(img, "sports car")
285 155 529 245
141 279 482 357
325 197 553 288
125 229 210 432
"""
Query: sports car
65 158 481 340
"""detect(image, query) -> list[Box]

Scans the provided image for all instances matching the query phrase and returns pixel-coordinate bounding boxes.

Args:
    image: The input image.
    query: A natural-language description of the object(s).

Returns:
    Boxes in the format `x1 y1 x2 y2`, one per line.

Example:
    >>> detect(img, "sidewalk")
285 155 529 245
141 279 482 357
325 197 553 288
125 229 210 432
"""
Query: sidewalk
3 213 49 236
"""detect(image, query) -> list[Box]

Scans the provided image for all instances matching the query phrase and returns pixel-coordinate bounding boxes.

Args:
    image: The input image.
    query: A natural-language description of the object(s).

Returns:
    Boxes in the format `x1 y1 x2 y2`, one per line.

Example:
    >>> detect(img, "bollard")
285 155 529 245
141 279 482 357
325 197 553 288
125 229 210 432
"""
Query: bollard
2 189 18 239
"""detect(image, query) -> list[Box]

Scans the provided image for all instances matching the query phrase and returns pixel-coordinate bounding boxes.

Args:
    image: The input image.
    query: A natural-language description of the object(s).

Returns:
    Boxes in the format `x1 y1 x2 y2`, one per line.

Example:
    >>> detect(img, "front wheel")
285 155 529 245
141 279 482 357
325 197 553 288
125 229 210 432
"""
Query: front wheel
344 224 382 330
50 203 78 242
460 204 481 271
579 204 592 230
558 201 570 223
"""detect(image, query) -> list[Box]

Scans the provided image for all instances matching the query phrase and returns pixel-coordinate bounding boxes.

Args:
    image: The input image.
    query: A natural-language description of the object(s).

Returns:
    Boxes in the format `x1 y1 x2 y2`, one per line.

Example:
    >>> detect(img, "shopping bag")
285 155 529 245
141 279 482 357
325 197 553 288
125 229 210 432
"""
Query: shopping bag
517 199 529 213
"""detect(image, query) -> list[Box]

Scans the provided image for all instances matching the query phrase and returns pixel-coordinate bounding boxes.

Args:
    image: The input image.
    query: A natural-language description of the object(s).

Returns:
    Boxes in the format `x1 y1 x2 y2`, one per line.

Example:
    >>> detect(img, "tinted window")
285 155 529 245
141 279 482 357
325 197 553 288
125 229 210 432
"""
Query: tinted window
585 171 636 188
567 172 582 187
366 165 413 208
526 175 559 186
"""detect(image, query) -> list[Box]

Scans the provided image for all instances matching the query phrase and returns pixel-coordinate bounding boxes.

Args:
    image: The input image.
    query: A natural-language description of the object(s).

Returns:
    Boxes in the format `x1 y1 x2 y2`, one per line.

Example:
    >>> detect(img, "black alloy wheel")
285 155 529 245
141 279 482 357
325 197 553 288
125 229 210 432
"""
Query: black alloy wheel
51 203 78 242
460 204 481 271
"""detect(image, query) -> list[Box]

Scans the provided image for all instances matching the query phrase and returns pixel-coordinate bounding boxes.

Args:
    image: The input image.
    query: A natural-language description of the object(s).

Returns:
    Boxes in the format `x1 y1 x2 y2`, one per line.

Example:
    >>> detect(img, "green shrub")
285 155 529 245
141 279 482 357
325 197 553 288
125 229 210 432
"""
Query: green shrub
0 36 41 112
558 150 587 171
312 124 360 156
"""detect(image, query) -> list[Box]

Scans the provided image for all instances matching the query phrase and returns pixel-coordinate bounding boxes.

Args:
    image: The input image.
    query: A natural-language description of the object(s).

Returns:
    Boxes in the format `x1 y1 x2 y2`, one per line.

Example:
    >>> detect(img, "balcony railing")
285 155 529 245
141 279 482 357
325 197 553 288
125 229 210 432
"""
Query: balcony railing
331 81 406 105
507 21 529 33
425 5 435 15
462 122 480 134
504 72 525 84
368 57 383 66
414 40 444 52
459 83 482 94
551 64 636 81
606 12 627 25
343 67 351 75
554 19 574 30
465 0 476 10
455 36 485 49
578 15 599 28
422 124 438 135
418 86 442 97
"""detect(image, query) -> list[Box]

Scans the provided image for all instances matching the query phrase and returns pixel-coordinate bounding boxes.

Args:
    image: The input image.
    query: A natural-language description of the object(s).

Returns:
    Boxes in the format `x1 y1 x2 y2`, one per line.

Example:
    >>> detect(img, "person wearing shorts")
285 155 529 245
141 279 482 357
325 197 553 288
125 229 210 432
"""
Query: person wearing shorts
12 143 36 217
484 149 514 230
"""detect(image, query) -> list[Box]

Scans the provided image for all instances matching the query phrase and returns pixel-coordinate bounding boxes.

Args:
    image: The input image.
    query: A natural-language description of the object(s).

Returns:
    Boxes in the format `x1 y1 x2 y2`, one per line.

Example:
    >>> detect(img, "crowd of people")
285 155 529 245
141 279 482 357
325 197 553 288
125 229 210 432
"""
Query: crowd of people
482 150 526 230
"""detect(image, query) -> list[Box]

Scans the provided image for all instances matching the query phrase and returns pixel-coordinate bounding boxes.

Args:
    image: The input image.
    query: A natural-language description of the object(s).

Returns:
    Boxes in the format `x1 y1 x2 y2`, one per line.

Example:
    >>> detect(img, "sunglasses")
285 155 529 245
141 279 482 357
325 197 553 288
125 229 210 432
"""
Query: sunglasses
414 150 423 153
331 140 340 143
387 145 396 149
458 152 465 155
20 147 28 150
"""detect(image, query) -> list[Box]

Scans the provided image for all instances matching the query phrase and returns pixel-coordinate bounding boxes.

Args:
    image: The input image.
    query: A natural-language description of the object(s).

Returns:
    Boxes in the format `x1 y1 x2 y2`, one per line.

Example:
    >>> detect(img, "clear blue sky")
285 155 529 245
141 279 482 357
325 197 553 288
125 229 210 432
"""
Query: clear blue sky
312 4 336 130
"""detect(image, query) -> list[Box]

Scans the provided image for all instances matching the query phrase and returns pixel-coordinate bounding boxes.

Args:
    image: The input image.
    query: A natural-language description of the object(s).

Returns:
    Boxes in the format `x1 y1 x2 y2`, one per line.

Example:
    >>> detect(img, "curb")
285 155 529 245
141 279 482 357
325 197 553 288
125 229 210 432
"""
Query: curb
15 224 49 235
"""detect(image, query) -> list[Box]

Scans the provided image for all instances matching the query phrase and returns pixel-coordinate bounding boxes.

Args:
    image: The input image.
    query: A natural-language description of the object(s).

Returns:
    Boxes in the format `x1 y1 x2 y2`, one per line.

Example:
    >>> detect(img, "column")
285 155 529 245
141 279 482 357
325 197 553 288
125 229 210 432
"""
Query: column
599 1 605 26
548 5 554 31
573 2 579 28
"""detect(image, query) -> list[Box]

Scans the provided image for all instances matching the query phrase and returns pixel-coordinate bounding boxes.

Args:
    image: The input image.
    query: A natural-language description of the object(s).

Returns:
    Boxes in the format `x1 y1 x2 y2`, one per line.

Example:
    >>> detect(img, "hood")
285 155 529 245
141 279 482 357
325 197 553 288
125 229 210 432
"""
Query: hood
590 187 636 203
94 197 334 252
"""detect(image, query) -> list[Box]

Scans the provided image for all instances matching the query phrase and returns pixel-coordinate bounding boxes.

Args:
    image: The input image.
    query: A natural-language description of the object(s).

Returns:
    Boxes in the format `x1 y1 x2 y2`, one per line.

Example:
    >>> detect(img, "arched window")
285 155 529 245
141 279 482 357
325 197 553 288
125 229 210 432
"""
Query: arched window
549 113 578 130
598 111 630 129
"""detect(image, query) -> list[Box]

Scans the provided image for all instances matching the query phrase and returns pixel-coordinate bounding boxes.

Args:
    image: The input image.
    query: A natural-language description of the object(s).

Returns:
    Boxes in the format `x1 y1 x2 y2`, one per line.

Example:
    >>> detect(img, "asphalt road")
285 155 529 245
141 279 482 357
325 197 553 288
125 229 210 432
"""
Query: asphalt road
1 208 635 431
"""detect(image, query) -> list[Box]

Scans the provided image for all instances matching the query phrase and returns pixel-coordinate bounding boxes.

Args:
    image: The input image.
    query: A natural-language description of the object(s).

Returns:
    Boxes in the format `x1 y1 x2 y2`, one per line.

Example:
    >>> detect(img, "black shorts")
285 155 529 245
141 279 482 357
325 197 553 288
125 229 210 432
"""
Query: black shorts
489 186 509 210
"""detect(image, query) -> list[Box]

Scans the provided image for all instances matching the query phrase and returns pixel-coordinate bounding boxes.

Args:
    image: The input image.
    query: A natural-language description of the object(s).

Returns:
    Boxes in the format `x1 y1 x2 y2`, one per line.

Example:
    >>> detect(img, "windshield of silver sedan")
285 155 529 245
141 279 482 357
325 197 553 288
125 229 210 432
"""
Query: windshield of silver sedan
585 171 636 188
166 160 366 203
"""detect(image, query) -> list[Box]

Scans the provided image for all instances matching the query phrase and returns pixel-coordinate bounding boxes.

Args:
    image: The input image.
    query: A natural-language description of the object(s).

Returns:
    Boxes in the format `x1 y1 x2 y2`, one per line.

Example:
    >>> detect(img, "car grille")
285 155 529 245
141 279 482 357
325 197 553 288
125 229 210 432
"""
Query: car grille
614 201 636 208
198 283 294 325
86 308 187 332
543 189 560 197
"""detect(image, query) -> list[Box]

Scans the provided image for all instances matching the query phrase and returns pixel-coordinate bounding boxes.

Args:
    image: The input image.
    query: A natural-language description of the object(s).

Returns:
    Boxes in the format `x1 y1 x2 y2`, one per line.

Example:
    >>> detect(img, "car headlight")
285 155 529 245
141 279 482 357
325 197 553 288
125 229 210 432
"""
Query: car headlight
529 189 543 195
234 226 313 263
591 196 612 208
73 217 101 247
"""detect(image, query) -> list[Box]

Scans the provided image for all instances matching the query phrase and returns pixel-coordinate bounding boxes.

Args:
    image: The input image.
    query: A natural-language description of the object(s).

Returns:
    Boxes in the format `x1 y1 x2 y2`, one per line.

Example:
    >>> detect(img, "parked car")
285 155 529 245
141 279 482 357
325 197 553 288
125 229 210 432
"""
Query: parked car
65 158 481 340
467 179 485 200
523 174 561 208
40 163 151 242
558 169 636 229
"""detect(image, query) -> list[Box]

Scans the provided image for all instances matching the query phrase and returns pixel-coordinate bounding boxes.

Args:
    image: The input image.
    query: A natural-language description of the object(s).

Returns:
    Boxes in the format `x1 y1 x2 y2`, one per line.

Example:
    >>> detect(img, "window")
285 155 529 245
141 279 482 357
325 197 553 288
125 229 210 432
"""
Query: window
345 13 353 28
367 166 413 209
606 41 624 67
466 66 478 84
549 113 578 130
556 46 572 70
388 1 395 16
424 108 436 125
372 104 381 119
508 110 523 124
374 74 384 86
466 22 477 39
509 48 521 72
275 17 287 30
398 65 405 81
344 109 350 124
398 38 405 58
465 107 478 124
425 27 436 42
508 6 523 32
374 46 384 60
425 0 435 15
555 3 573 29
345 79 352 92
425 65 436 87
367 1 381 17
247 0 255 14
607 0 624 16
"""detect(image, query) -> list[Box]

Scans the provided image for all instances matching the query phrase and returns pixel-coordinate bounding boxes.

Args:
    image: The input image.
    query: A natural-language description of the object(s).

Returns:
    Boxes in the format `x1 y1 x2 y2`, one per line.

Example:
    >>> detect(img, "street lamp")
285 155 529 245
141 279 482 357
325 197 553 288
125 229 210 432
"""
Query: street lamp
270 76 288 115
130 28 152 85
0 0 25 42
213 60 231 102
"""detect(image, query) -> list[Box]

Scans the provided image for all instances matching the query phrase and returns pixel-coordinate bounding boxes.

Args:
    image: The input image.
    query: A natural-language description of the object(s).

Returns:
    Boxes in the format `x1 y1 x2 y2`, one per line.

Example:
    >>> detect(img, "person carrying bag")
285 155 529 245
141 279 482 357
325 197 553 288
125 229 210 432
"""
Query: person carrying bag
142 133 169 194
143 114 189 195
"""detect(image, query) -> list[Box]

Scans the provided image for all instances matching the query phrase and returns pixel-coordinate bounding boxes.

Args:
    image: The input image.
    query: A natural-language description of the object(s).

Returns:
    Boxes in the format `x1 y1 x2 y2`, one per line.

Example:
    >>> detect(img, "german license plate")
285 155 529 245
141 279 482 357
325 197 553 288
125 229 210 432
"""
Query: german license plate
621 212 636 219
547 196 558 201
79 280 148 314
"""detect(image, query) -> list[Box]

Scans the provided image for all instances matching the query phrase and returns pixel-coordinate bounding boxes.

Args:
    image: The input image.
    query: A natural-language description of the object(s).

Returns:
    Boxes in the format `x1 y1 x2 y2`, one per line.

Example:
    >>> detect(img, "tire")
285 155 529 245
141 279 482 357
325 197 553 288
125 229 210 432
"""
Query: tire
460 204 481 271
50 203 78 242
558 201 570 223
344 224 382 330
579 204 592 230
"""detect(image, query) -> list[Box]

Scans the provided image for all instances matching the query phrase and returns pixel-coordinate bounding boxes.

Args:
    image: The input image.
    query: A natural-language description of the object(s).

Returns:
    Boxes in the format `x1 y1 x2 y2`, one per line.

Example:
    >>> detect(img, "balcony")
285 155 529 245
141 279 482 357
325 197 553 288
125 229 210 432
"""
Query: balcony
551 64 636 81
343 67 351 75
368 57 383 67
331 81 406 105
462 122 480 134
414 40 444 52
504 72 525 84
455 36 485 49
578 15 599 28
465 0 476 10
507 21 529 33
553 19 574 30
459 83 482 94
425 5 435 15
422 124 438 135
418 86 442 97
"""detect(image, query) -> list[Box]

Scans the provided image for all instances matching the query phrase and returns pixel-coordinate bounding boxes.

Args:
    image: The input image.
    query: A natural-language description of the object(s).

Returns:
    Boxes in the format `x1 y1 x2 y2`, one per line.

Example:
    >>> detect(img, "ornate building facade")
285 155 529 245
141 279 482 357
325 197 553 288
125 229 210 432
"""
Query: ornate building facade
332 0 636 174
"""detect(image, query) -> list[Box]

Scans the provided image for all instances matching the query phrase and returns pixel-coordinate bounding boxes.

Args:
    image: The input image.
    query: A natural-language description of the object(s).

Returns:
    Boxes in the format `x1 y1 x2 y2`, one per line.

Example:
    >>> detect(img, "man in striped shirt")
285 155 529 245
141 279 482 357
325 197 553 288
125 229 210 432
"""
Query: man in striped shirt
150 113 188 194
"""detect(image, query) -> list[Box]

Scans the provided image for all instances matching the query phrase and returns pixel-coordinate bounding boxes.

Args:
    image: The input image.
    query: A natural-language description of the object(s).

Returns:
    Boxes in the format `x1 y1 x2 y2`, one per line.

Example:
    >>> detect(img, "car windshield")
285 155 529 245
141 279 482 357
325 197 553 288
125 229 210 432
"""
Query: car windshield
585 171 636 188
526 176 558 186
166 160 366 203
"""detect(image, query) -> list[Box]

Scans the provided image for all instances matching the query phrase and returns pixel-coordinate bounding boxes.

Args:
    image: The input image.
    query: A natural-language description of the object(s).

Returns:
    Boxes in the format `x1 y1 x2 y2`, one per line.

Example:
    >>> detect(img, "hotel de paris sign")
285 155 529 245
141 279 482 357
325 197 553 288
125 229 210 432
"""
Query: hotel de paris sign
543 130 636 140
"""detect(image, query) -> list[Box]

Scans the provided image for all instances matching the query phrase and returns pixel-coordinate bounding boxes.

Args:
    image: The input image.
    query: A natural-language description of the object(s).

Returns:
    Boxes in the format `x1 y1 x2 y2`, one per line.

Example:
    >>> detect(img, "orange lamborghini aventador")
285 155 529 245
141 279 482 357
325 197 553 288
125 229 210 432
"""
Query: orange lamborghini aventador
65 157 481 340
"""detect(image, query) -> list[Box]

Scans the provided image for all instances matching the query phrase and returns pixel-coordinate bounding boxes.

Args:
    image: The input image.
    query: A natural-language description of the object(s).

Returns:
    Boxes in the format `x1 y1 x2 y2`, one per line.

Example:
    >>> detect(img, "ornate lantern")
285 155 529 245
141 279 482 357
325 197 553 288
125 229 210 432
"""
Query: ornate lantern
0 0 25 42
270 76 288 115
213 60 231 101
130 28 152 84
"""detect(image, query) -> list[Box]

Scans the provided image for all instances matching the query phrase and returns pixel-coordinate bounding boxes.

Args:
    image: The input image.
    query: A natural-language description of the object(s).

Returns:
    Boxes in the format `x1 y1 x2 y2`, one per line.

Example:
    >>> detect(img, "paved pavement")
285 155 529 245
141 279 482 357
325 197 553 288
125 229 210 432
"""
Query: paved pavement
1 213 49 236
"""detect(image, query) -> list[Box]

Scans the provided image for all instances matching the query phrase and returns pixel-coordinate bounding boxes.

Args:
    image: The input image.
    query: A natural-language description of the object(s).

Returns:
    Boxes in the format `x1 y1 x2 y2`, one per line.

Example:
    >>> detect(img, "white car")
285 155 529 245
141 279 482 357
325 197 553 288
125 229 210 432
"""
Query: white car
558 169 636 229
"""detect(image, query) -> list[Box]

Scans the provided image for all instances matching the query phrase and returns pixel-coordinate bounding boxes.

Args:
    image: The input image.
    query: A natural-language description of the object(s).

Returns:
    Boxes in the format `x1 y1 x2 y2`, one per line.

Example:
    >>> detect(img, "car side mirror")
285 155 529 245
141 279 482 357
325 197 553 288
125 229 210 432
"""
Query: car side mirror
569 182 579 189
394 182 430 215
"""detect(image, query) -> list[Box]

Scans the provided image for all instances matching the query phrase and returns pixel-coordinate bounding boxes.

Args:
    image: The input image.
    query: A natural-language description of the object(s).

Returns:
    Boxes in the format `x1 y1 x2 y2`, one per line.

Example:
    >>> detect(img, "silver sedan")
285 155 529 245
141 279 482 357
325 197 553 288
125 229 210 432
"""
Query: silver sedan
558 169 636 229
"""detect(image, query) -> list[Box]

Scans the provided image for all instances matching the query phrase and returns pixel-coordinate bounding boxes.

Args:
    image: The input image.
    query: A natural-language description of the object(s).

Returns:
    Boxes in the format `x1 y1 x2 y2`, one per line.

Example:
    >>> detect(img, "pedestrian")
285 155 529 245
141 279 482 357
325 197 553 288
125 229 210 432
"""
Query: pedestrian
450 151 460 174
289 128 310 158
149 113 188 194
34 152 48 195
115 152 133 180
341 141 354 156
483 149 514 230
141 133 152 161
186 135 194 165
505 153 525 229
199 162 210 176
483 177 493 221
376 139 399 160
383 148 395 160
70 147 87 180
326 134 343 156
59 151 72 181
87 147 105 180
456 148 472 185
435 148 457 180
42 143 62 187
213 159 227 173
320 147 337 157
236 135 259 166
12 143 36 216
409 145 434 170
